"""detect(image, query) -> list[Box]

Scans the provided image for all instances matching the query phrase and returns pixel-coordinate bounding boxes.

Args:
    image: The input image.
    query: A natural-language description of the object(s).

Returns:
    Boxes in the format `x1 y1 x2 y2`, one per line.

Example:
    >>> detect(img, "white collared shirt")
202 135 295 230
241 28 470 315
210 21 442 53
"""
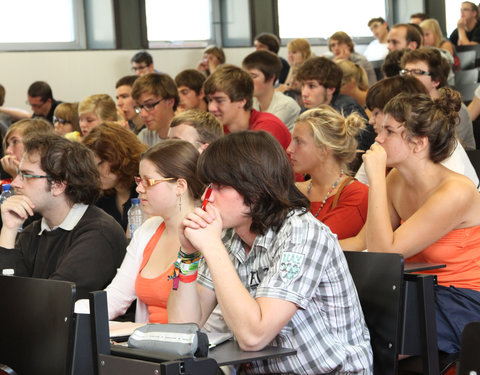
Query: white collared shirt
38 203 89 235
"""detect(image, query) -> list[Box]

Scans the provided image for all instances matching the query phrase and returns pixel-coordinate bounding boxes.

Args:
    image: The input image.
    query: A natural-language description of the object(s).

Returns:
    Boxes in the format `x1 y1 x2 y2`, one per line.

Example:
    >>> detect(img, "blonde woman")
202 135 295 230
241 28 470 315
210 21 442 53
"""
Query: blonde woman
277 38 312 93
420 18 455 56
336 59 369 109
78 94 118 137
287 105 368 239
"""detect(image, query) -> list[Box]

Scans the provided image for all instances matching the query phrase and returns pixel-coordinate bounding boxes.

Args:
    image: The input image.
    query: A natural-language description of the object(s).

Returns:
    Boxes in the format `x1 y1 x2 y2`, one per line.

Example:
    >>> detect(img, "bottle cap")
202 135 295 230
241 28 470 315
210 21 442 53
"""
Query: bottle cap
2 184 11 192
131 197 140 205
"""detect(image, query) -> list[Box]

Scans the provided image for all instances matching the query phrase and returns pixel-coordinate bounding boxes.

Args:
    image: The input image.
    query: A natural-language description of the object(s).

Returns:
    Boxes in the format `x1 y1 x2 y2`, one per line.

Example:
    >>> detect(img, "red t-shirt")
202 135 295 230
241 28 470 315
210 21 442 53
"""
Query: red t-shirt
223 109 291 151
311 180 368 240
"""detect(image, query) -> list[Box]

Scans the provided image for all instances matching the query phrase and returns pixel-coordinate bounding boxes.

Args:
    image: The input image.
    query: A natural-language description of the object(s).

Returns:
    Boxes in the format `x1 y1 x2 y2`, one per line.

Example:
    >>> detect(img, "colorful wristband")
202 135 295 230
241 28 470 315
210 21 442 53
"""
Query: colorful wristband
178 271 198 284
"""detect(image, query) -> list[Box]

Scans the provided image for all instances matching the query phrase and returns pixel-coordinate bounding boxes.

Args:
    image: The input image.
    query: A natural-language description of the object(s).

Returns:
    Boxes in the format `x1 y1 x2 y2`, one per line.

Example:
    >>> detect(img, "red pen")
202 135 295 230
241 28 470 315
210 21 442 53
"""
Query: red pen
201 184 213 211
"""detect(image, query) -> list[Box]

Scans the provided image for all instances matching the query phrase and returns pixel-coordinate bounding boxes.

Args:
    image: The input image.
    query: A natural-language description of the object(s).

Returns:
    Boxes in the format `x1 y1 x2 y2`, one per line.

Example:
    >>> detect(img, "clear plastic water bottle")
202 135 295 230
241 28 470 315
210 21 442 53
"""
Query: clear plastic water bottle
128 198 145 238
0 184 13 205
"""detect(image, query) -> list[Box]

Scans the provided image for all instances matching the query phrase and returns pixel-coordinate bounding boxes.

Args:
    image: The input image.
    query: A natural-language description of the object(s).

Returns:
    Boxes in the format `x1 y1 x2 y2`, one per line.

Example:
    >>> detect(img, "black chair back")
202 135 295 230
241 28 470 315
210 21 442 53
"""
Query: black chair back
0 275 76 375
344 251 404 375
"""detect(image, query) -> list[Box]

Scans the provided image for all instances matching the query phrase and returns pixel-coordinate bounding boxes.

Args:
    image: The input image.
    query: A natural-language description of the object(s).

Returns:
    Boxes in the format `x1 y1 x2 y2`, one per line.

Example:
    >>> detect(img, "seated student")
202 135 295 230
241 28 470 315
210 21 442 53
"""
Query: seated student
169 109 223 153
0 119 53 179
253 32 289 84
0 84 12 134
203 64 291 150
103 140 203 323
410 12 428 25
288 106 368 239
400 48 475 150
82 122 148 233
131 73 179 147
296 56 376 156
197 46 225 76
336 59 369 109
449 1 480 46
342 88 480 355
243 50 300 132
277 38 312 94
115 75 145 135
355 76 479 188
420 18 455 57
78 94 118 137
364 17 389 61
130 50 156 76
53 102 80 138
327 31 377 87
0 133 126 299
382 49 408 77
174 69 208 112
168 131 373 374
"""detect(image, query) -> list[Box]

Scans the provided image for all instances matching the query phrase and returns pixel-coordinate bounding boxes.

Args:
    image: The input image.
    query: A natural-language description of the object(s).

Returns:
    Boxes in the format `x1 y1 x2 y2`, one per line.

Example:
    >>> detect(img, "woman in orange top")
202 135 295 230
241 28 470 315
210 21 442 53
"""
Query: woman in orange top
341 88 480 354
105 140 204 323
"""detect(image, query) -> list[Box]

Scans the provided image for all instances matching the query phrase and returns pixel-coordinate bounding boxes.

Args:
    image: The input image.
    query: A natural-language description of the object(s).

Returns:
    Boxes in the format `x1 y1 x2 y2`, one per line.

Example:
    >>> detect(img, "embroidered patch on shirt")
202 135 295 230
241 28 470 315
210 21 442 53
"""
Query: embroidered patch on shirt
279 252 304 283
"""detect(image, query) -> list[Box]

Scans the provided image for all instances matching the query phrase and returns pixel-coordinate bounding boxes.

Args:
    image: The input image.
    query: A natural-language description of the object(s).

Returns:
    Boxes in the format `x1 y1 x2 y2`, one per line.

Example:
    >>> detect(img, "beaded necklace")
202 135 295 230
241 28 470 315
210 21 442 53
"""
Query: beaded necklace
307 170 343 218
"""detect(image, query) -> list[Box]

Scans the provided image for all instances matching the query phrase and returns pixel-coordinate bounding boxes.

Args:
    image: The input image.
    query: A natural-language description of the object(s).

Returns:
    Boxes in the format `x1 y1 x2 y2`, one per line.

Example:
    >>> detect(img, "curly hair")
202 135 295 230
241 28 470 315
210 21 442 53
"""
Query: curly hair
383 88 461 163
82 122 148 189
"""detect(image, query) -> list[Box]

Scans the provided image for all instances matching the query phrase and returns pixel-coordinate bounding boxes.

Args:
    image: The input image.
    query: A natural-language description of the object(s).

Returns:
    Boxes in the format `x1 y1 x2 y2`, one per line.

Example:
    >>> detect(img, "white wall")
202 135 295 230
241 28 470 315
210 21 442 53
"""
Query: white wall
1 45 331 111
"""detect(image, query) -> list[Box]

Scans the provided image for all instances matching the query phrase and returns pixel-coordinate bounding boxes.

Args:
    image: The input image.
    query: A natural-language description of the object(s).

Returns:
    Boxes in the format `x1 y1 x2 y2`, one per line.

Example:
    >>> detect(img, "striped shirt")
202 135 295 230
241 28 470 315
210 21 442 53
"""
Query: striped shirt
198 209 373 374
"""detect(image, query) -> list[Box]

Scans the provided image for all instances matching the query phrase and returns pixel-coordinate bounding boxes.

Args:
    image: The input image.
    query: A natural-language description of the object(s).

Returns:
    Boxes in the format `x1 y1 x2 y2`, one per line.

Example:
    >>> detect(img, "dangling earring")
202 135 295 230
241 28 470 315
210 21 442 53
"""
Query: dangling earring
178 193 182 212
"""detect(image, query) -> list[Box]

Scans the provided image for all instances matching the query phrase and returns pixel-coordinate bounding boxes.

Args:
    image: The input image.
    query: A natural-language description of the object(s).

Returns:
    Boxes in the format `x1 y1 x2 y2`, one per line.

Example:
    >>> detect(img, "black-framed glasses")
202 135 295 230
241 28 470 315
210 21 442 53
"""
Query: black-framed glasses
134 176 175 187
53 116 69 125
131 65 148 72
399 69 432 77
134 98 165 114
16 169 50 181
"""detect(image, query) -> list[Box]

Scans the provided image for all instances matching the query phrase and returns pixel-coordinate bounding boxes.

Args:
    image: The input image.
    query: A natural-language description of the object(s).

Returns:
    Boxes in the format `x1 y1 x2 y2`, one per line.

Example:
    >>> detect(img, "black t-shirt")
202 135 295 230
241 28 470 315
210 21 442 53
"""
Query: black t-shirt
449 20 480 45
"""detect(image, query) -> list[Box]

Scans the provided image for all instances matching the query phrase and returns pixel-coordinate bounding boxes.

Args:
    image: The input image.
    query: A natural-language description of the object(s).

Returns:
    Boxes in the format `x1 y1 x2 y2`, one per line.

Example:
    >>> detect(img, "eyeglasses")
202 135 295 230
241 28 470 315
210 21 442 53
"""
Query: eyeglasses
53 116 69 125
16 169 50 181
25 100 46 109
134 176 175 187
134 98 165 114
399 69 432 77
131 65 148 72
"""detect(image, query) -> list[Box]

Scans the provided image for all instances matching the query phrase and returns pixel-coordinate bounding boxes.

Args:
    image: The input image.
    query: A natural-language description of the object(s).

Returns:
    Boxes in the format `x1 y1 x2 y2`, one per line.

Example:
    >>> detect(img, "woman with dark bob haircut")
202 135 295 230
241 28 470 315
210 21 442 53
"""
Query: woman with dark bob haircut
83 122 148 232
341 88 480 354
98 139 204 323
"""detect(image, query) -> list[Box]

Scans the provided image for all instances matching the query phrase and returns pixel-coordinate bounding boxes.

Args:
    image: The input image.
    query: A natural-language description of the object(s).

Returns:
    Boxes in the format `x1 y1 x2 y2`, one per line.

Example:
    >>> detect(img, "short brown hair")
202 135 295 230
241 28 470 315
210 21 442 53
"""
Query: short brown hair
242 50 282 82
82 122 148 189
0 84 5 106
254 33 281 53
328 31 354 53
204 46 225 64
175 69 206 95
366 75 428 111
401 48 450 88
296 57 343 92
115 75 139 89
170 109 223 145
131 73 179 111
141 139 204 201
203 64 254 110
23 133 101 204
368 17 387 28
54 103 80 132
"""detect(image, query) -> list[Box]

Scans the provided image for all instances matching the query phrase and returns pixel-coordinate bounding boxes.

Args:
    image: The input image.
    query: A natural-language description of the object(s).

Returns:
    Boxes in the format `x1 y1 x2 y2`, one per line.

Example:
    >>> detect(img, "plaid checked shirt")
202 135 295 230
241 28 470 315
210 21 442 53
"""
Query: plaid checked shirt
198 209 373 374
